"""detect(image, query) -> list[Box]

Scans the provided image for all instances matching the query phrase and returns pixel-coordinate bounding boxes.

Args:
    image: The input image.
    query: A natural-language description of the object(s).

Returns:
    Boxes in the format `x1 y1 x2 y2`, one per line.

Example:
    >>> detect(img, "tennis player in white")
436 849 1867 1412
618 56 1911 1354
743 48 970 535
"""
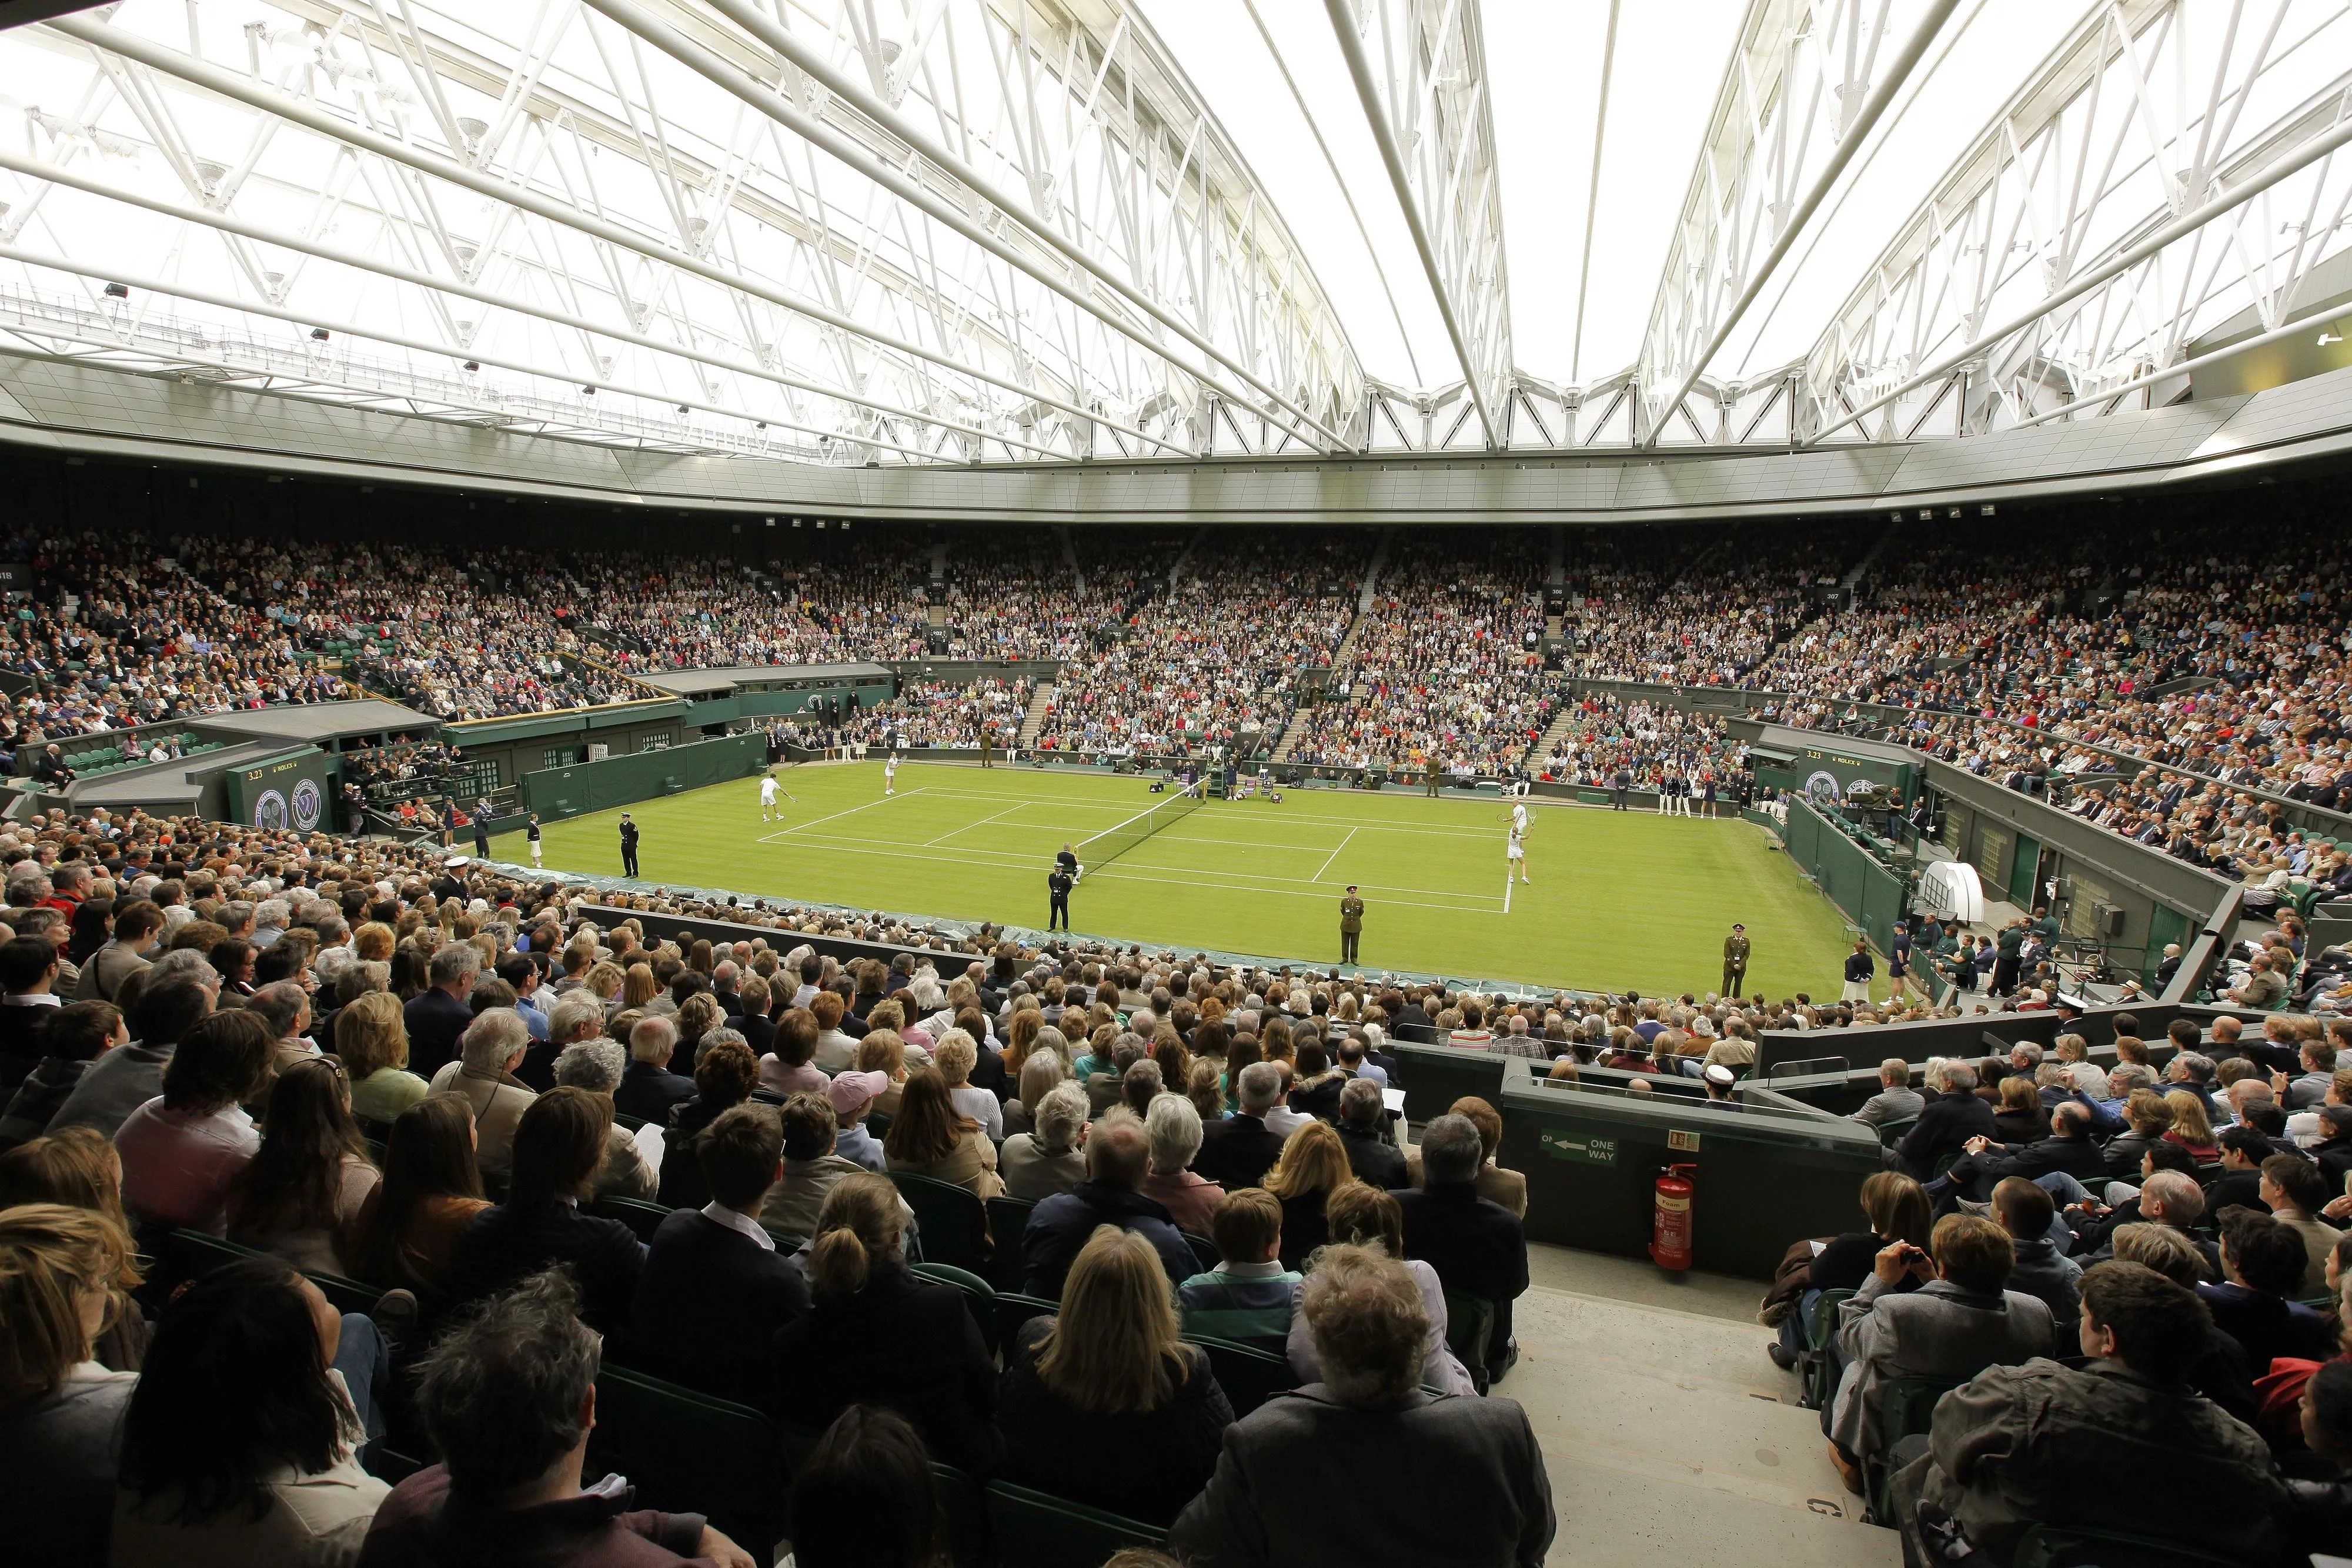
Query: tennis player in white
1506 802 1531 885
759 771 780 821
883 753 899 796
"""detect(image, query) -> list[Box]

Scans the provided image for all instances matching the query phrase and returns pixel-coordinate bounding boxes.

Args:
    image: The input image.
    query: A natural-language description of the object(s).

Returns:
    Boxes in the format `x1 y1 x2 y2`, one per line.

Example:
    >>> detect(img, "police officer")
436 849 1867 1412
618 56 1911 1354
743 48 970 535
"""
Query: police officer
619 813 640 878
1047 861 1074 931
1722 922 1750 997
1339 885 1365 965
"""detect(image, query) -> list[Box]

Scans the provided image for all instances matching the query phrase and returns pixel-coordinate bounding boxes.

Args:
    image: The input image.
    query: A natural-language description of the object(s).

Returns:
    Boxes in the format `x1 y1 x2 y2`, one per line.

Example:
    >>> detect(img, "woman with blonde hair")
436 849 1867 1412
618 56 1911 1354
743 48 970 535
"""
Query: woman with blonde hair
339 991 427 1126
0 1203 142 1560
673 991 724 1062
2163 1089 2220 1161
1263 1120 1354 1269
884 1068 1003 1201
618 962 659 1014
1001 1006 1044 1078
997 1226 1232 1522
855 1027 911 1118
772 1173 1003 1475
350 922 396 964
583 959 626 1009
934 1029 1002 1141
1186 1058 1228 1124
0 1128 147 1369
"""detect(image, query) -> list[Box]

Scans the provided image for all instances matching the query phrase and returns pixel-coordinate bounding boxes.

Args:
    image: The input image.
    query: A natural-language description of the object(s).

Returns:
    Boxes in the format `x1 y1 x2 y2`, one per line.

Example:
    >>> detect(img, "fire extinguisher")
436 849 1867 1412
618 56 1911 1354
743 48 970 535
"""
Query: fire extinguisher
1650 1162 1698 1271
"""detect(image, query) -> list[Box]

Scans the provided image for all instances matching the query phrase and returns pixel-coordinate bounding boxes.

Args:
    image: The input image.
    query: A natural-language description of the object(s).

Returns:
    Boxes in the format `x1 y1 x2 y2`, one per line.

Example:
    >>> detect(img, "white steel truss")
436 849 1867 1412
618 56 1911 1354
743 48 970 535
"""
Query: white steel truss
1633 0 1959 446
0 0 2347 462
1324 0 1511 448
1800 0 2352 443
0 0 1365 464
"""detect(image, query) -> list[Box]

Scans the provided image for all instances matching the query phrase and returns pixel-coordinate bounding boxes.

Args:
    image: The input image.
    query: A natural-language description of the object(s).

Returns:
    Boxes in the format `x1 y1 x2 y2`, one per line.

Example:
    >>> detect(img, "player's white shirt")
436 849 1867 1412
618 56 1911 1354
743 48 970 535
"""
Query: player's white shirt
1511 803 1528 831
884 757 898 777
760 777 779 805
1506 826 1526 860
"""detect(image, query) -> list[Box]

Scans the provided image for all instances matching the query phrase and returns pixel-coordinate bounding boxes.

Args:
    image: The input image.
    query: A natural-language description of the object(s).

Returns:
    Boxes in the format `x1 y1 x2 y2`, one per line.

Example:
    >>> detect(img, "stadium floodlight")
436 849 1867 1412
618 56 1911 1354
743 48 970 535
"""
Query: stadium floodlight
310 328 329 341
462 362 479 372
102 282 128 298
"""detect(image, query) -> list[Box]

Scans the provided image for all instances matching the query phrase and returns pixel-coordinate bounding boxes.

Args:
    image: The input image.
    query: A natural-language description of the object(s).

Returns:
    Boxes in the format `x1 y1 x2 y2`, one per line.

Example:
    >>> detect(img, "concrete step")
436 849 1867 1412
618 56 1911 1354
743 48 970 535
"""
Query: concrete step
1508 1271 1897 1566
1015 682 1055 748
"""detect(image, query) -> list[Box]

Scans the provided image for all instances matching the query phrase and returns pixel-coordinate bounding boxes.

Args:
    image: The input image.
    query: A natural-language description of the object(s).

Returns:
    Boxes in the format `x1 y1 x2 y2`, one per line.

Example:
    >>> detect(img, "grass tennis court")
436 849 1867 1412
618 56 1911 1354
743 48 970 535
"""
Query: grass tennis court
492 761 1855 997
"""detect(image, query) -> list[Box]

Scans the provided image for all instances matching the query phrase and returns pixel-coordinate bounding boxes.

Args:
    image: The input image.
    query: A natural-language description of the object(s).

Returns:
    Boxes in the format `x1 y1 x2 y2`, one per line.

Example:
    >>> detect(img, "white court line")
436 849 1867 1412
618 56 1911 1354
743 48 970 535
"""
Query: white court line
901 788 1502 837
1312 828 1358 882
755 787 928 844
770 830 1501 910
925 801 1027 847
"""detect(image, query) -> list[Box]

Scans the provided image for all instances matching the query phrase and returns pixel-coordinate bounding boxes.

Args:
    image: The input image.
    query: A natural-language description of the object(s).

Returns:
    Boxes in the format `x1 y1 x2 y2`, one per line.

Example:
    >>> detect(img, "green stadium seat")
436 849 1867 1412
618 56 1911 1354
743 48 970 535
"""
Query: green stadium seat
159 1228 382 1315
1444 1290 1496 1393
911 1260 998 1353
1876 1117 1916 1148
983 1480 1167 1568
984 1196 1037 1289
992 1291 1060 1351
1183 1333 1298 1417
1799 1287 1855 1411
592 1365 789 1556
888 1171 989 1274
590 1194 673 1245
761 1224 807 1253
1870 1375 1964 1523
613 1111 647 1132
1181 1231 1220 1274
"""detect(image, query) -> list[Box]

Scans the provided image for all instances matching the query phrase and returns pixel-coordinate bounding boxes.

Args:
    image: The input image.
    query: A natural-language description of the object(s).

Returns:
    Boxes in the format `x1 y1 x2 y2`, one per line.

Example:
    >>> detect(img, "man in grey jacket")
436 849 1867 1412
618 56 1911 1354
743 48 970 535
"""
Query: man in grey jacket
1889 1261 2290 1566
1829 1213 2056 1475
1171 1245 1553 1568
1851 1057 1923 1129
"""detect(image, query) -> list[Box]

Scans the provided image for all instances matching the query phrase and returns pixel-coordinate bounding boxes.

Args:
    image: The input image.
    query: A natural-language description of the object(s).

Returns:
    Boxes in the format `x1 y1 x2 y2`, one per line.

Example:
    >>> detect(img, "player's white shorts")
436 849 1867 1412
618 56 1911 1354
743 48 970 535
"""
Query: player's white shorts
1506 841 1525 861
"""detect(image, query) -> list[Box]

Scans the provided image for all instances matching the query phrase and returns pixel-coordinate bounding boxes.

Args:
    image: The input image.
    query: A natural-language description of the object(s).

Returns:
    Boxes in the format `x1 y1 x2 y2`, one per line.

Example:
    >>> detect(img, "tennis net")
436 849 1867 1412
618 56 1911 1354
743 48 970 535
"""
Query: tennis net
1075 783 1204 872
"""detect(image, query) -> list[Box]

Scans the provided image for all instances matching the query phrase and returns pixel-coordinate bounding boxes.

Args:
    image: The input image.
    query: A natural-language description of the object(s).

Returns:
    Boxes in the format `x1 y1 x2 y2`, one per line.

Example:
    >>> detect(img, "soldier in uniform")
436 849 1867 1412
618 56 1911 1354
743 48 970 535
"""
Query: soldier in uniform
1722 922 1750 997
619 813 640 878
1047 862 1074 931
1339 885 1365 964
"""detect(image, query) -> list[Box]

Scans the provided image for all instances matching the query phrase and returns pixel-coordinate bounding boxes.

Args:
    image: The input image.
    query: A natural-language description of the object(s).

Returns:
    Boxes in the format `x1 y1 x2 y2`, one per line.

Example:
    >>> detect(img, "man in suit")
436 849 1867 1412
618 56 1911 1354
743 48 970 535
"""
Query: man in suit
1339 887 1365 966
72 897 162 1004
1170 1246 1554 1568
1047 862 1073 932
1721 924 1750 997
1397 1114 1529 1383
403 940 480 1079
1887 1062 1996 1178
629 1102 809 1394
1940 1101 2107 1203
618 813 640 877
616 1015 696 1124
1194 1061 1288 1190
0 933 61 1090
427 1009 539 1177
1020 1108 1195 1298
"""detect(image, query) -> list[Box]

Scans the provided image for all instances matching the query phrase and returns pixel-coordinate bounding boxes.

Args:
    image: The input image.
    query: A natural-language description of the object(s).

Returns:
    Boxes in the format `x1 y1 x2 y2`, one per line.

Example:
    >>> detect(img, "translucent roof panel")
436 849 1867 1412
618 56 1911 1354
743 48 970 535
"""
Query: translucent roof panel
1 0 2347 460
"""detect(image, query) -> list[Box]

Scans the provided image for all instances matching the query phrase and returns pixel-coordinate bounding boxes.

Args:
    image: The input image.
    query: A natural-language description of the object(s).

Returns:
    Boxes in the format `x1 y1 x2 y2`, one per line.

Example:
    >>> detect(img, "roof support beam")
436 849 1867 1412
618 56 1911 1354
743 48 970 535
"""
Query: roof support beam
0 146 1064 459
42 9 1182 456
0 244 963 464
1809 80 2352 444
1323 0 1510 449
1636 0 1959 446
691 0 1351 453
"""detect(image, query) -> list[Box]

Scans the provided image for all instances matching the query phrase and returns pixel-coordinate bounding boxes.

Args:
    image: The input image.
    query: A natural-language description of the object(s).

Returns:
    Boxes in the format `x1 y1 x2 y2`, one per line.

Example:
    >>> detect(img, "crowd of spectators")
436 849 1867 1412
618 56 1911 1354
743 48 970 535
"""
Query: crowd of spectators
1532 692 1746 794
0 800 1557 1564
1571 521 1863 688
1292 530 1552 774
1768 1012 2352 1561
1035 533 1361 760
856 679 1033 750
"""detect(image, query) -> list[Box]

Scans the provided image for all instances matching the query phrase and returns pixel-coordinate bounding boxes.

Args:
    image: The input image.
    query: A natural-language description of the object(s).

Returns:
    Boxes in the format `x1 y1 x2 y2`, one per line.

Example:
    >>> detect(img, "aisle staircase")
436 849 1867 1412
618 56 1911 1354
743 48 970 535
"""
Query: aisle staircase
1015 682 1055 748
